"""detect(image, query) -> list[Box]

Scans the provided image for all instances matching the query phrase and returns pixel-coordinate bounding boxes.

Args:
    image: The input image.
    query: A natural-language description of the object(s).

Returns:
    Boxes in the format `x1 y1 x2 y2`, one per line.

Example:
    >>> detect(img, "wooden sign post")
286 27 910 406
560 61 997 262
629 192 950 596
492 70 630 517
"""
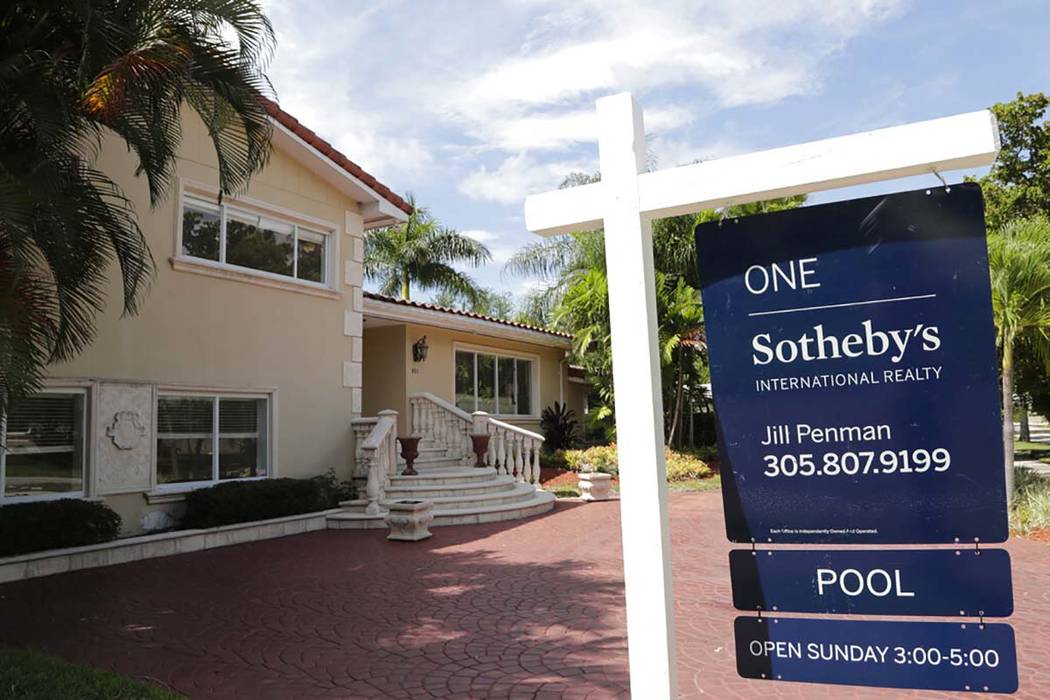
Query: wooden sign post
523 93 1000 697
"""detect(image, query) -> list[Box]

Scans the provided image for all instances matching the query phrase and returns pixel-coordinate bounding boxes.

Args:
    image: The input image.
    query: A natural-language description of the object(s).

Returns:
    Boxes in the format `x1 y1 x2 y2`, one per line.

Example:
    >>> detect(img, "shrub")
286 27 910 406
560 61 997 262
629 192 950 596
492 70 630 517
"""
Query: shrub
664 449 712 482
182 476 341 529
555 444 711 482
0 647 182 700
563 444 620 475
540 401 580 450
1011 467 1050 535
0 500 121 557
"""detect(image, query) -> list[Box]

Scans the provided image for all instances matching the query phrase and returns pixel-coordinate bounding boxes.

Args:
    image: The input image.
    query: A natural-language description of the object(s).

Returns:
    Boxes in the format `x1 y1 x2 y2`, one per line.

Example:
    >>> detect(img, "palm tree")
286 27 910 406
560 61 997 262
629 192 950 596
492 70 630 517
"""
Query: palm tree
0 0 274 414
987 216 1050 502
364 194 490 302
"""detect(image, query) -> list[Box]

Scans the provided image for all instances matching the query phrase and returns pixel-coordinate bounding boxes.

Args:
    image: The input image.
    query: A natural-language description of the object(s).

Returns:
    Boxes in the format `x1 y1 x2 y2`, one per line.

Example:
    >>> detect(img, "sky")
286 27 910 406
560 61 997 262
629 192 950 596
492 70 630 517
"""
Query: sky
261 0 1050 303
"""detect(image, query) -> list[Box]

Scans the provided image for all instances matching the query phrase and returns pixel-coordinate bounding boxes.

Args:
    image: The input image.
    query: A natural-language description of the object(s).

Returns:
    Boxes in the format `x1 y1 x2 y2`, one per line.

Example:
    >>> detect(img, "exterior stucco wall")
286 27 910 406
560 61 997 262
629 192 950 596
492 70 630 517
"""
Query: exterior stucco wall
40 111 368 534
566 381 590 427
401 323 567 434
361 325 408 433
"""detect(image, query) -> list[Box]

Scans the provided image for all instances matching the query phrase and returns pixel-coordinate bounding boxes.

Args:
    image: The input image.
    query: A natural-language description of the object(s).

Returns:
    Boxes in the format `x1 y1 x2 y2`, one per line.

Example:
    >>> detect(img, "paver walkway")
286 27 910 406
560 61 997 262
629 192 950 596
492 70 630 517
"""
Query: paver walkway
1 493 1047 699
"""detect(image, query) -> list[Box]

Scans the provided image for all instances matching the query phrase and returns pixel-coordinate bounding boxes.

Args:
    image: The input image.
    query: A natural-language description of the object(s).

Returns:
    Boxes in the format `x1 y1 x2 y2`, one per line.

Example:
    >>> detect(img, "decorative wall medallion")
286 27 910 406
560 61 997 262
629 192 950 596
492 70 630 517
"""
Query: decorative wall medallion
106 410 146 450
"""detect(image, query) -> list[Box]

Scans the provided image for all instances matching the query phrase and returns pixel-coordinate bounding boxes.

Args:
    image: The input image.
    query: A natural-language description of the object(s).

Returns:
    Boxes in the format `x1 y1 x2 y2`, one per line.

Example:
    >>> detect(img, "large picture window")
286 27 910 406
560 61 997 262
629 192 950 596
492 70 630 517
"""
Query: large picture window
1 390 87 501
455 350 533 416
180 195 329 285
156 394 269 488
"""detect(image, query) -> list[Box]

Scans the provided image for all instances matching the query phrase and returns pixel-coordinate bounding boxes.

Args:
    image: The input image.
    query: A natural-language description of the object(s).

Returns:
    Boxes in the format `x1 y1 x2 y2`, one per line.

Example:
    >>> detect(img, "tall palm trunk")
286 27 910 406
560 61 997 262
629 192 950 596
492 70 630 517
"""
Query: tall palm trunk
1018 400 1031 442
1002 340 1015 506
400 270 411 300
668 347 686 447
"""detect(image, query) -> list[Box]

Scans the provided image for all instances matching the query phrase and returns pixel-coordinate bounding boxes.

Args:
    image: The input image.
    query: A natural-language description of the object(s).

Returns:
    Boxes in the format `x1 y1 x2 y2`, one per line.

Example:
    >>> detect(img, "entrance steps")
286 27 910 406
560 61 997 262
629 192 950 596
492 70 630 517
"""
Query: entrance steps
329 460 555 529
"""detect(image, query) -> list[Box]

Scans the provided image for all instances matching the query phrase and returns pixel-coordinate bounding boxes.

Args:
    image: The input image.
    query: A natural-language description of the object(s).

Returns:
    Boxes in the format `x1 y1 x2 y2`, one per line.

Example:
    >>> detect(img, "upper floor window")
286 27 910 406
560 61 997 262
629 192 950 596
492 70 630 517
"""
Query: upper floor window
1 390 87 501
180 195 329 285
455 349 534 417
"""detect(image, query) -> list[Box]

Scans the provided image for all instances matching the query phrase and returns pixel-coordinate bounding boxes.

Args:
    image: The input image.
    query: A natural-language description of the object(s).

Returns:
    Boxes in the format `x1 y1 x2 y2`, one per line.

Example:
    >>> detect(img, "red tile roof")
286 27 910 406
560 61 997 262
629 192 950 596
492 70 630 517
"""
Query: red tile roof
363 291 573 340
261 98 413 216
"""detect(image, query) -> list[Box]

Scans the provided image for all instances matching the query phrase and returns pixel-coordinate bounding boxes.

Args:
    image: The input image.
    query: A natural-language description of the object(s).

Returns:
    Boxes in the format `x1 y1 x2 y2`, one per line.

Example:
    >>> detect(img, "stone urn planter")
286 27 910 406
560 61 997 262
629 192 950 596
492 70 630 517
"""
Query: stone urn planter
384 500 434 541
470 433 491 468
397 435 421 476
578 471 613 501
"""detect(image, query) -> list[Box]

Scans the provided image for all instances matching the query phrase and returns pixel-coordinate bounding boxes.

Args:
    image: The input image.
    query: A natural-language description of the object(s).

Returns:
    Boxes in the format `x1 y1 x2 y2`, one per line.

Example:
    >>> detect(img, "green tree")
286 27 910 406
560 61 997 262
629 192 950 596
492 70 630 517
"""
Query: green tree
433 287 517 320
1 0 274 414
980 93 1050 230
364 194 490 301
987 217 1050 501
506 171 804 442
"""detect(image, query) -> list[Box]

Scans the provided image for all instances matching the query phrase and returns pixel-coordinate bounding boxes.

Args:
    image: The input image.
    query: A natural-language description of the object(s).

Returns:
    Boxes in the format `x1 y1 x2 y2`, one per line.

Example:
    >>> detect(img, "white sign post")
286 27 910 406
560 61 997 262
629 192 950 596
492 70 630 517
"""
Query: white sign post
523 92 1000 697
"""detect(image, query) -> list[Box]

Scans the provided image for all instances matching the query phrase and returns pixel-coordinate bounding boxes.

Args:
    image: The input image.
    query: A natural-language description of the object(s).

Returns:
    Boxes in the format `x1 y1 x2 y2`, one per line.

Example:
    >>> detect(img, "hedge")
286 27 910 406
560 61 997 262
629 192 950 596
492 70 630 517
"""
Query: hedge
181 474 349 529
0 648 182 700
0 499 122 558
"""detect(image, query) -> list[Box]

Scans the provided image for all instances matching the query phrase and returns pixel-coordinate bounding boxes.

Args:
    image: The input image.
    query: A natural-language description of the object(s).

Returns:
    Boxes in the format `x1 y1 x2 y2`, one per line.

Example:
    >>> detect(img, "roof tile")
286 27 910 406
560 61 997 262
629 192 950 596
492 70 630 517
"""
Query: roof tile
363 292 572 340
261 98 412 216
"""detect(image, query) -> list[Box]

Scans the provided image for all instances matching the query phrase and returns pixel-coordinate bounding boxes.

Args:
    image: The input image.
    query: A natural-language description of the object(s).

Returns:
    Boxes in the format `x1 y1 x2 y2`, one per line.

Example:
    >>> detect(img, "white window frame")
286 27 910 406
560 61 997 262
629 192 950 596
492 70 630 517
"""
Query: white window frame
153 389 273 494
174 181 338 292
0 386 89 504
452 343 540 419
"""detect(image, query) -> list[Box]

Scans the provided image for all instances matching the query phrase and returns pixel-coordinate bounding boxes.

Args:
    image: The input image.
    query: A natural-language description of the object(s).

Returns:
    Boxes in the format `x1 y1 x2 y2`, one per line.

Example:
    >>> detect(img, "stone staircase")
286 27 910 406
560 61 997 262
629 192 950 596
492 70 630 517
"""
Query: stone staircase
329 397 555 529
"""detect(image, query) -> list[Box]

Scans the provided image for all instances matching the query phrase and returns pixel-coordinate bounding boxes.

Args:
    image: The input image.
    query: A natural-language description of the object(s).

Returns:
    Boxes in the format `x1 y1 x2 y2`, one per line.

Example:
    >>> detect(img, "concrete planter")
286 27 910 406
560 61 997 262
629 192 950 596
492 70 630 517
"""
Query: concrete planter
578 472 613 501
384 500 434 541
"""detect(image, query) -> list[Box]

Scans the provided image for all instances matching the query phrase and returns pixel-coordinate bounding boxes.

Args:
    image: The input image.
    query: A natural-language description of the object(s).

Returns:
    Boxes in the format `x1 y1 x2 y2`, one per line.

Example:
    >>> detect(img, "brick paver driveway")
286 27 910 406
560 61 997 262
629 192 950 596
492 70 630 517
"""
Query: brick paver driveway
1 493 1047 699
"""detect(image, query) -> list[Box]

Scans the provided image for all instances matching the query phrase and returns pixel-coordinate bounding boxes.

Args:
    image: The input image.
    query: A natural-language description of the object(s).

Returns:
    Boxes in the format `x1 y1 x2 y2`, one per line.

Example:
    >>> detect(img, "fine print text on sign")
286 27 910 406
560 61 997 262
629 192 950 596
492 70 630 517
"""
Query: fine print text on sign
696 184 1007 544
729 548 1013 617
735 617 1018 693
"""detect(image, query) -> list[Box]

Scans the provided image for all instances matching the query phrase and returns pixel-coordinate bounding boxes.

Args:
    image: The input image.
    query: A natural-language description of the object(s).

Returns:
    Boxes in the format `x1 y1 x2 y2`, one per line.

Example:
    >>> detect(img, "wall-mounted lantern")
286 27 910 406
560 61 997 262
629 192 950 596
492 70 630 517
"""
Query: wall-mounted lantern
413 336 429 363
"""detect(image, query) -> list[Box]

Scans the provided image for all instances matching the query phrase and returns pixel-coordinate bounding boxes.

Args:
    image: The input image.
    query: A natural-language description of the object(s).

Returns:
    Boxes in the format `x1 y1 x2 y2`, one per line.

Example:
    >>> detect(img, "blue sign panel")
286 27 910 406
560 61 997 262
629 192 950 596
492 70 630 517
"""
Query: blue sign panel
695 184 1007 543
735 616 1017 693
730 548 1013 617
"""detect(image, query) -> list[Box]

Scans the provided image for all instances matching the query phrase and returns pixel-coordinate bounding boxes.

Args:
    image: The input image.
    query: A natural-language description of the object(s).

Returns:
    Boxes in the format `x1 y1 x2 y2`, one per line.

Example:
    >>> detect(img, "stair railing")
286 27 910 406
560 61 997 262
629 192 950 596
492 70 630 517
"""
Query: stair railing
407 392 544 484
356 409 398 515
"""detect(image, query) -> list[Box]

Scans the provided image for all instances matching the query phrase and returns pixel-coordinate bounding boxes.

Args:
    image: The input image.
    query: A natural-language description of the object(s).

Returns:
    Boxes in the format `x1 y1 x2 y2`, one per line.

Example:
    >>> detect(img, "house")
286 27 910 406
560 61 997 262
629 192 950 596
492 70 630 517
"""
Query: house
1 102 586 534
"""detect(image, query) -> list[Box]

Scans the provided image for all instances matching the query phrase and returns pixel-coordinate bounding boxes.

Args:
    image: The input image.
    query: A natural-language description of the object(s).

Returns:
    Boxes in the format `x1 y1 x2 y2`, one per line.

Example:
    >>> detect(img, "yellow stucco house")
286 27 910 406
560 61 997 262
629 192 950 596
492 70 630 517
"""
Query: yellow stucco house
2 103 587 535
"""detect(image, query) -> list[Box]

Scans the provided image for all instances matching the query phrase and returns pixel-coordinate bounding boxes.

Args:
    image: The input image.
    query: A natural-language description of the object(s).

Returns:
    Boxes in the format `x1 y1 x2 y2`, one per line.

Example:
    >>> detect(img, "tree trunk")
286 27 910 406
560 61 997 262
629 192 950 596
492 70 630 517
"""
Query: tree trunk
400 271 410 300
1002 340 1015 507
668 348 686 447
1018 400 1031 442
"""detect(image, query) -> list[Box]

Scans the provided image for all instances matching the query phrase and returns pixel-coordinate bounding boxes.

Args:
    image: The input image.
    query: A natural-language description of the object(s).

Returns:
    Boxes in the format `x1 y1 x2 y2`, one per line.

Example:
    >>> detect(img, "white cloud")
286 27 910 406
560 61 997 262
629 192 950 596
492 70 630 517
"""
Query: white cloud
459 153 594 205
257 0 906 205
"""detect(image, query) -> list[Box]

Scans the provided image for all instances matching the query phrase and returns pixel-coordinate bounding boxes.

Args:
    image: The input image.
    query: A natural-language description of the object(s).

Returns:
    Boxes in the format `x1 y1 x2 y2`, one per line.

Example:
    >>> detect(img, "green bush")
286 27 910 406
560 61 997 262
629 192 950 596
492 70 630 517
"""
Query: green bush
1011 467 1050 535
0 500 121 557
0 648 182 699
664 449 712 481
551 444 711 482
182 476 342 529
564 444 620 475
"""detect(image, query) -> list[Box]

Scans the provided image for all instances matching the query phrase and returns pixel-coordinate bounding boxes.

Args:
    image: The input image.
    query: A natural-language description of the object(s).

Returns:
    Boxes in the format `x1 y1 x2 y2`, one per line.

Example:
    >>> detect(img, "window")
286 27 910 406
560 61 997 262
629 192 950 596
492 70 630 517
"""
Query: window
1 390 87 500
156 394 269 487
455 350 534 416
180 194 329 285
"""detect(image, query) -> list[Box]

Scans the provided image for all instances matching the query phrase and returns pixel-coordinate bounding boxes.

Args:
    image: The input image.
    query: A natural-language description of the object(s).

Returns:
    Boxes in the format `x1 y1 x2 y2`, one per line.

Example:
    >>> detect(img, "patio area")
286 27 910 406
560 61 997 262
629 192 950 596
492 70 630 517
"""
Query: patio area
1 492 1047 699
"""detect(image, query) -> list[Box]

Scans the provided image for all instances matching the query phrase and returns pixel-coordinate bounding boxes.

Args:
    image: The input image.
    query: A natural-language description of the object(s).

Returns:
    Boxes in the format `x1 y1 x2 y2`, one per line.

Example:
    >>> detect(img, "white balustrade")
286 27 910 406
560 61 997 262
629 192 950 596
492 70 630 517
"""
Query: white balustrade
358 409 398 516
406 393 545 484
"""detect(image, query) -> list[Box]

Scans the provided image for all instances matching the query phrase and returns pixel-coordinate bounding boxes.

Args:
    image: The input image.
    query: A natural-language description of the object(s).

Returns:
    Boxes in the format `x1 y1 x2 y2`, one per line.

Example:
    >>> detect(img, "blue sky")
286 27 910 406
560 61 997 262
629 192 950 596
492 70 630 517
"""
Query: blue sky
262 0 1050 302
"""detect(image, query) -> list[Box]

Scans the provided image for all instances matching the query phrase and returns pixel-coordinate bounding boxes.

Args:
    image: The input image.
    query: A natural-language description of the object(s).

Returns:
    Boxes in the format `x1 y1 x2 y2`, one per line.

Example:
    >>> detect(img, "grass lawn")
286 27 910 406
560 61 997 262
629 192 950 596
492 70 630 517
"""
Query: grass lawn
0 648 182 700
668 474 722 493
1015 441 1050 455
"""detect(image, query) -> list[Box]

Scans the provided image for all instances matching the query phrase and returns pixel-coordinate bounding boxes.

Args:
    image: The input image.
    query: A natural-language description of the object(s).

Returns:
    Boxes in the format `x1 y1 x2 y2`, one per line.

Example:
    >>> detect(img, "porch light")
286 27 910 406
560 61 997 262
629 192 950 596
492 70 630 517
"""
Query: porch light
413 336 429 362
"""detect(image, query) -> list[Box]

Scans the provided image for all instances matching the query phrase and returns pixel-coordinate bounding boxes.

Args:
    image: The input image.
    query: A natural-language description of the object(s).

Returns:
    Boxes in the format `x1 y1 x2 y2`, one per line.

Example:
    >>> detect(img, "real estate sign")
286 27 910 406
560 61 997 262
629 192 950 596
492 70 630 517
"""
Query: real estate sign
735 617 1018 693
696 184 1007 545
